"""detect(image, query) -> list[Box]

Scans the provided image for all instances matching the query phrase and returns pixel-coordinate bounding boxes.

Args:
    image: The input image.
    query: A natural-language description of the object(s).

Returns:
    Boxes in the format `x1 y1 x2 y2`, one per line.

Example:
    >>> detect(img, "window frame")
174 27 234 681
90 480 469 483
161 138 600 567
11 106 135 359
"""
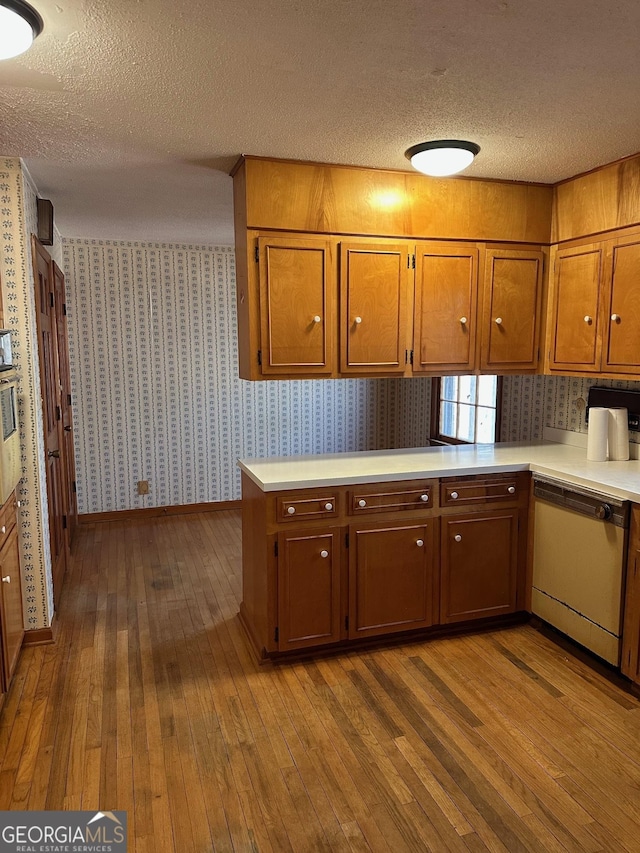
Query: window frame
430 376 503 445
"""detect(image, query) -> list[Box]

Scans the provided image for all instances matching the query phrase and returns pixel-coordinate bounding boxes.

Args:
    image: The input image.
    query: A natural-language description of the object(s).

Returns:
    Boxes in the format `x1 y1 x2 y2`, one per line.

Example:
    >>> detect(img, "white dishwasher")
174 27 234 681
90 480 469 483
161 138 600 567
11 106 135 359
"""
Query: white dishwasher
532 475 630 666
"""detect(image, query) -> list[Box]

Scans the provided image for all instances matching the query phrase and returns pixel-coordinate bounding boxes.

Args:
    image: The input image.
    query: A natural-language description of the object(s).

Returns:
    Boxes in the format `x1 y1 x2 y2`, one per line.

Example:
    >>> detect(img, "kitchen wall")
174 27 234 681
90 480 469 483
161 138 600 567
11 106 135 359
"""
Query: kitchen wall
0 158 61 630
501 375 640 444
62 238 432 514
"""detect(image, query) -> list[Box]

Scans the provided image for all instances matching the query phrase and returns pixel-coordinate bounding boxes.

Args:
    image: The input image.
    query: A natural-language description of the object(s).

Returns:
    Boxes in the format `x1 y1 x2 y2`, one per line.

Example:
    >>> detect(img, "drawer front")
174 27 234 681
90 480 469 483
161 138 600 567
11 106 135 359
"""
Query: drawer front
277 494 339 522
0 496 16 552
349 483 434 514
441 477 520 507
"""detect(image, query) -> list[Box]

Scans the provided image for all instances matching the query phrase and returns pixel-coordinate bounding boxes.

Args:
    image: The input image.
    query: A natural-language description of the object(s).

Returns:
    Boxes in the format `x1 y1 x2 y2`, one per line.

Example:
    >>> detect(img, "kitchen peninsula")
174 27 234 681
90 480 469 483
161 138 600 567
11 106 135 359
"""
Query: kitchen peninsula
238 440 640 687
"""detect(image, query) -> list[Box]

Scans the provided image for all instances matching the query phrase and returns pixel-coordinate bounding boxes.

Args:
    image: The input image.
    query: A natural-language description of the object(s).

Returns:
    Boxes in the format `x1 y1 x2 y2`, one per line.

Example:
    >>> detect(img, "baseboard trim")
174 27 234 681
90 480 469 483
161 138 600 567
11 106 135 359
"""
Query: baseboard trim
23 613 58 646
78 500 242 525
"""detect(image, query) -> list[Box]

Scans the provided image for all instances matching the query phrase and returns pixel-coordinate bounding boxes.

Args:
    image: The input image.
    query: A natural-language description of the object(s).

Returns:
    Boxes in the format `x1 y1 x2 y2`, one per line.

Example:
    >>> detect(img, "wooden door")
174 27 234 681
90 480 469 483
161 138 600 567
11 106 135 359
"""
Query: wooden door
480 248 544 372
348 521 434 638
53 263 78 547
258 236 335 375
340 241 410 374
277 527 342 650
441 511 518 623
33 239 67 607
549 243 604 372
413 242 479 373
0 522 23 688
602 236 640 375
621 505 640 683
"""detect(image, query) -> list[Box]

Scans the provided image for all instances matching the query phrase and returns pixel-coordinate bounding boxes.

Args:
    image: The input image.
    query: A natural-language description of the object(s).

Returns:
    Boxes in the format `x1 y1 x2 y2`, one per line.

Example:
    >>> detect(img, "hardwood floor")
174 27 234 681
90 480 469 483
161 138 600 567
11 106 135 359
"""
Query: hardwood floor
1 510 639 851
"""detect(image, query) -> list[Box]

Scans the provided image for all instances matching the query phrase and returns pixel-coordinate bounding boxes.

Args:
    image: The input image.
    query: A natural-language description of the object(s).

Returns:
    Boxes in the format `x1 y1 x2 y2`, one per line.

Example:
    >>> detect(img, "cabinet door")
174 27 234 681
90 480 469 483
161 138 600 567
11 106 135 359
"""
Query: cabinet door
258 236 335 375
549 244 603 372
340 241 410 374
603 236 640 375
414 243 479 373
349 521 435 638
441 511 518 623
480 248 544 372
621 505 640 683
0 526 23 688
277 528 341 651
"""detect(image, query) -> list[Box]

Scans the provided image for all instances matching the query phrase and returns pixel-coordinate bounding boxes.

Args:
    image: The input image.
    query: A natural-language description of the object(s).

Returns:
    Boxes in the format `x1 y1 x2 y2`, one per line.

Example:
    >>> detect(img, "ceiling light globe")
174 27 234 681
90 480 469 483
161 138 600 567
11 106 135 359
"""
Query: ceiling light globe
0 1 43 60
405 140 480 177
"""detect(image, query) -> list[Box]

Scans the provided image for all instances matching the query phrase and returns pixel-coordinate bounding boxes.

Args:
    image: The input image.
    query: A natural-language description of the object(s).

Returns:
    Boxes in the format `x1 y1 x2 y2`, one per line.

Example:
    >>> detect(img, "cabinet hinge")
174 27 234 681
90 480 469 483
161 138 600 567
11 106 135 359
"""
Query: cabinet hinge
72 480 77 494
345 616 349 631
49 291 54 308
68 393 72 407
412 254 416 269
257 350 262 366
345 532 349 548
62 514 67 530
274 541 278 557
63 302 67 316
55 405 61 421
410 350 414 365
274 626 279 643
255 245 259 263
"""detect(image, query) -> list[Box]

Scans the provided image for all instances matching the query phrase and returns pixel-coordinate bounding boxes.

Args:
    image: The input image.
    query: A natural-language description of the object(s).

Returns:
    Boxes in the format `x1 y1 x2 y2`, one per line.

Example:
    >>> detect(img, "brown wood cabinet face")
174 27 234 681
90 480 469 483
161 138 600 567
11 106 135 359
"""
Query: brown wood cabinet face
413 243 479 372
259 236 335 374
277 528 342 650
340 242 410 373
481 249 544 372
0 520 23 689
348 482 434 514
349 521 434 638
621 505 640 683
277 494 339 523
603 238 640 375
440 511 518 623
440 476 521 507
550 244 603 372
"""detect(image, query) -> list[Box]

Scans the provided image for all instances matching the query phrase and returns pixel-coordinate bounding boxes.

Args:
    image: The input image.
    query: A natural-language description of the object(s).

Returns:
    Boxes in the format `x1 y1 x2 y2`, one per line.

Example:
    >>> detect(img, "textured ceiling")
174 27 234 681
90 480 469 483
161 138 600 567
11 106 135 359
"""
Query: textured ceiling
1 0 640 243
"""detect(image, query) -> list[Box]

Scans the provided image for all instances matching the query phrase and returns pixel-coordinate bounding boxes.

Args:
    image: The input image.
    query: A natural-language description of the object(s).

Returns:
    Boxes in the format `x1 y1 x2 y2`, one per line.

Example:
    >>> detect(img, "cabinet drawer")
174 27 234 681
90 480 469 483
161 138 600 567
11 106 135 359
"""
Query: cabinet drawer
0 496 16 553
441 476 521 507
349 482 434 514
276 494 339 522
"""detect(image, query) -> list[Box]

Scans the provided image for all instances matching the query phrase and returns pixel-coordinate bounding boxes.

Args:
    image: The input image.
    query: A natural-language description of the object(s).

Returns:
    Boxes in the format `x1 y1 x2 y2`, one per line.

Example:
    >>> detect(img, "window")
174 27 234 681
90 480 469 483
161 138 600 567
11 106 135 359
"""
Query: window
431 376 502 444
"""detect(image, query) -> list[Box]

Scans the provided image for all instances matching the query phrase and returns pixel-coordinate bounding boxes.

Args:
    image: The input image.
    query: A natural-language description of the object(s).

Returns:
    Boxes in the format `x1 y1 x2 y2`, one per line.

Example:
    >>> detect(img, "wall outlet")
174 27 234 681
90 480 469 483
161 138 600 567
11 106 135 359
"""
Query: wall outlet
137 480 149 495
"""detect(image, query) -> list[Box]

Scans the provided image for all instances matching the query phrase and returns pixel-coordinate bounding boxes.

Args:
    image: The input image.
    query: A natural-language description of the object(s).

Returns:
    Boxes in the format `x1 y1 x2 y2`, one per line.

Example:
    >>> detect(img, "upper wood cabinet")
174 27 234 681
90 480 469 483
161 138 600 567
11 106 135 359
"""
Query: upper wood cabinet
340 241 411 374
413 243 479 373
602 235 640 376
257 235 336 376
547 242 605 373
480 248 545 373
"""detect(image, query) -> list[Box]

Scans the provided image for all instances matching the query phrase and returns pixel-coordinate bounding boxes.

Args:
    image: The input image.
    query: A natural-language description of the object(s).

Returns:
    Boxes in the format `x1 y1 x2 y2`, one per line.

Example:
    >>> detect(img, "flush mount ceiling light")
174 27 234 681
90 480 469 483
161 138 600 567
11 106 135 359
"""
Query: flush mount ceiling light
405 140 480 177
0 0 43 60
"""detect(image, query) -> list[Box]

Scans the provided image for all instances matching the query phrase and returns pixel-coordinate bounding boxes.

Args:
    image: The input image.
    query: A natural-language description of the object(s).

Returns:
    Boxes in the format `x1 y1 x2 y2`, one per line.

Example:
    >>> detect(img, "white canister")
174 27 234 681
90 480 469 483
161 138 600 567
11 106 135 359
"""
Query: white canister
586 407 609 461
608 407 630 461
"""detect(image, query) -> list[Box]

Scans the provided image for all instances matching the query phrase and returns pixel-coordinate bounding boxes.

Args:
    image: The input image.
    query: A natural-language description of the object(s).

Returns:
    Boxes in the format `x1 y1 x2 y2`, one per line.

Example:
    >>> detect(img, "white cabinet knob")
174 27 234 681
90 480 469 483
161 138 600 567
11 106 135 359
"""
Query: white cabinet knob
287 506 296 515
416 539 424 547
507 486 516 494
454 534 462 543
16 501 21 508
320 550 329 558
450 491 459 500
1 526 5 535
313 315 321 323
494 317 503 325
324 502 333 511
584 315 592 324
1 576 9 583
420 494 429 502
611 313 620 322
358 499 367 508
354 316 362 324
460 317 468 325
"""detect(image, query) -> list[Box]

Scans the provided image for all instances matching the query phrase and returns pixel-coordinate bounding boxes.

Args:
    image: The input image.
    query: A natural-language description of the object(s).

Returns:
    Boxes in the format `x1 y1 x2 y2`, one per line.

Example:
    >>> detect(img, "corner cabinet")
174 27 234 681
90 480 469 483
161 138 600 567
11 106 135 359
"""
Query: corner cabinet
239 471 528 661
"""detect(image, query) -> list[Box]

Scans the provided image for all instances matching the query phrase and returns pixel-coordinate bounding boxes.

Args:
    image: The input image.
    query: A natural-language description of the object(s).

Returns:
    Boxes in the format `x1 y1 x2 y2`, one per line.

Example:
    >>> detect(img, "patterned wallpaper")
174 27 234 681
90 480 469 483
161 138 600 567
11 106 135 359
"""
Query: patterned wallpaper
62 239 432 514
501 375 640 443
0 159 54 629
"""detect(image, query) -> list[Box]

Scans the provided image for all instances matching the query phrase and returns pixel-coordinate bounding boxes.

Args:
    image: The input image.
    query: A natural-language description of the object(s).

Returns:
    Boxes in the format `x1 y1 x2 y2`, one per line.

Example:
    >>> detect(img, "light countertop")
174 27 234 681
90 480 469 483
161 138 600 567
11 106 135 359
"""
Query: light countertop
238 441 640 501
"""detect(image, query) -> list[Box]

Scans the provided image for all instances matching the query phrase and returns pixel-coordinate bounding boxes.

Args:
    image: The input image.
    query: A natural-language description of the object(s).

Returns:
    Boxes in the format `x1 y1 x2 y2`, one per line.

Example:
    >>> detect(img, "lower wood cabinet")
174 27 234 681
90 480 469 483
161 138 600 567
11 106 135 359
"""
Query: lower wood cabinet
348 521 435 639
0 493 24 698
440 510 519 623
621 505 640 684
240 472 529 661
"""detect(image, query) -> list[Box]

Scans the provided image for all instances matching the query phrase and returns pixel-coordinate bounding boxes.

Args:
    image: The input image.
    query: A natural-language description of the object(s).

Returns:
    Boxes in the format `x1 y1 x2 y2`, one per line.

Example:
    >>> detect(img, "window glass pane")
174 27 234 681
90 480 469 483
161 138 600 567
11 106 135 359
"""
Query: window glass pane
440 401 457 438
458 375 477 405
478 375 497 407
457 403 475 442
441 375 458 402
476 406 497 443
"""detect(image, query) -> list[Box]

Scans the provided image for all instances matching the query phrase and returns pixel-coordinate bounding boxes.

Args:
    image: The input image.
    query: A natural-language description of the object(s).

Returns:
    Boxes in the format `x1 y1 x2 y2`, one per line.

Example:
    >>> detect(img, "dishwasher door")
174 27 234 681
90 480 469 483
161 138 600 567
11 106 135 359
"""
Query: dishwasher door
532 479 628 665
